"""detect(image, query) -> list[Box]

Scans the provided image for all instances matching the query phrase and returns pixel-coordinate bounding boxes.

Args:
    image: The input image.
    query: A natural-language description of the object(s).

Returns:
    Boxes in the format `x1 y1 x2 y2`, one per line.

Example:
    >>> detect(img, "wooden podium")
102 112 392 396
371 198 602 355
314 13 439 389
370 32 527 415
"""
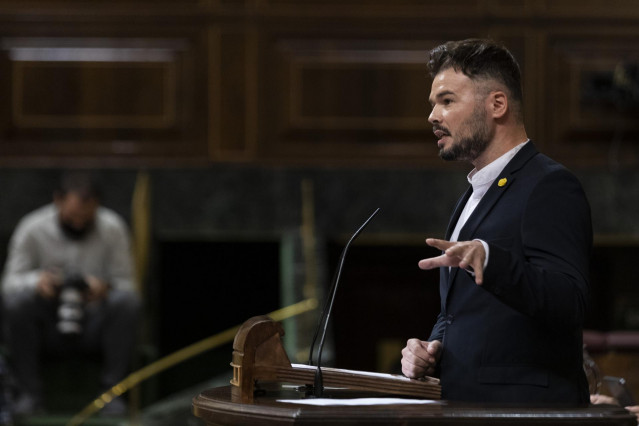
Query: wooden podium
192 316 637 425
193 385 637 426
227 315 440 403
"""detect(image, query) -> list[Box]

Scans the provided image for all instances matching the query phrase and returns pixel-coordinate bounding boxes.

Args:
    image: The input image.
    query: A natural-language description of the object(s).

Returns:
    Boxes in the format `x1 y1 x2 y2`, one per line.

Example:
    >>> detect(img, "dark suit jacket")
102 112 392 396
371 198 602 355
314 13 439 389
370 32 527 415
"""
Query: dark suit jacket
428 142 592 404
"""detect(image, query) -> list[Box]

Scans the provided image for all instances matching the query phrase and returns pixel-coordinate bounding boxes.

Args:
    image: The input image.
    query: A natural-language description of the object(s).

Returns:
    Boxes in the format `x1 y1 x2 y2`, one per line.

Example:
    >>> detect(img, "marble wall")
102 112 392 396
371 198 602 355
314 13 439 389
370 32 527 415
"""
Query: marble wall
0 163 637 385
0 165 635 241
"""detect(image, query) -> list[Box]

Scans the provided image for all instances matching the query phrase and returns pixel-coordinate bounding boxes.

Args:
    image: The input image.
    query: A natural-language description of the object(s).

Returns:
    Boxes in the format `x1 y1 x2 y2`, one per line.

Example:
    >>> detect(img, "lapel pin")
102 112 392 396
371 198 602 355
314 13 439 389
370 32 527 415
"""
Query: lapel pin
498 178 508 187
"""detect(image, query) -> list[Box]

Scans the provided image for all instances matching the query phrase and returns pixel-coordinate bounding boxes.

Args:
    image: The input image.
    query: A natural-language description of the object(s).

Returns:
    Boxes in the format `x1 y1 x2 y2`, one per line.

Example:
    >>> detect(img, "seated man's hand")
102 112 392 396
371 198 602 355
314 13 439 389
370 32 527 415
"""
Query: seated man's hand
85 275 109 302
624 404 639 421
591 394 639 422
36 269 63 299
590 394 619 405
401 339 442 379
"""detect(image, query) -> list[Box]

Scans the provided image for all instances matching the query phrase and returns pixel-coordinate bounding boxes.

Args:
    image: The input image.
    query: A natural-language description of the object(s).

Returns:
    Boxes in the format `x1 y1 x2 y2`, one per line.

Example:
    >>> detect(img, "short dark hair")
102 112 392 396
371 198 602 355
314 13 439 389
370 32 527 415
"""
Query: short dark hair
55 171 103 201
428 38 523 110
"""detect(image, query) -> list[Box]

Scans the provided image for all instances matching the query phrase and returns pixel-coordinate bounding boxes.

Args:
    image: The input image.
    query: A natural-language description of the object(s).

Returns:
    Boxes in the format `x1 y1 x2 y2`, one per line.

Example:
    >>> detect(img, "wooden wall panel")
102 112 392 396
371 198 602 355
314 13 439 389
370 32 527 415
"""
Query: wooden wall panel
0 1 637 167
210 29 258 161
538 0 639 18
0 32 208 165
259 36 459 165
14 61 174 129
483 0 532 16
262 0 484 17
544 32 639 167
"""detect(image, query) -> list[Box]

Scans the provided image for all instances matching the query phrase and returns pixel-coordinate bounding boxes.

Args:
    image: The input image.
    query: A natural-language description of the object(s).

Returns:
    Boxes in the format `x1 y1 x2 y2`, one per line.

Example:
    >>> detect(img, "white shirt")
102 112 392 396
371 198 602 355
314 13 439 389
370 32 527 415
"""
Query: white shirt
449 140 529 268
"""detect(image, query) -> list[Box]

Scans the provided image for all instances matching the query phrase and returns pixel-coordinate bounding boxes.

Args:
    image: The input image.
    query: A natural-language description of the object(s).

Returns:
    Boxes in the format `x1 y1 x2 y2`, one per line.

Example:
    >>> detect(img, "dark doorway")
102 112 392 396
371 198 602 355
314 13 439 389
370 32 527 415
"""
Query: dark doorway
156 239 280 399
327 242 440 374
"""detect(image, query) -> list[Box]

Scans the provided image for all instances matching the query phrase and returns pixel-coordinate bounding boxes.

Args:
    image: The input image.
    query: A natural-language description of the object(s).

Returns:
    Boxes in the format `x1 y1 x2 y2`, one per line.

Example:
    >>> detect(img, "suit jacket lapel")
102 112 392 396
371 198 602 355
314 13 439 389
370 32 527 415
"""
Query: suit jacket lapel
445 186 473 240
443 142 539 303
441 186 472 303
457 176 513 242
457 142 538 242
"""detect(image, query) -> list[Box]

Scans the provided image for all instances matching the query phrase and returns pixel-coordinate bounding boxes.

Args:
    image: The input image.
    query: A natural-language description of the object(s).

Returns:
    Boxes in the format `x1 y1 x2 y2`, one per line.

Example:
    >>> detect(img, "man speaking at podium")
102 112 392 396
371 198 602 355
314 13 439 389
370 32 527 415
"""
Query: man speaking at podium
400 39 592 404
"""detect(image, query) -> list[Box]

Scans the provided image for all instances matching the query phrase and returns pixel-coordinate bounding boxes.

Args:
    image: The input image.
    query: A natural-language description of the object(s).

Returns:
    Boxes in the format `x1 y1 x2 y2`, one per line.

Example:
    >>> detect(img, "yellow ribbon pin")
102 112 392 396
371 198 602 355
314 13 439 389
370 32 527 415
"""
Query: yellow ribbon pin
498 178 508 187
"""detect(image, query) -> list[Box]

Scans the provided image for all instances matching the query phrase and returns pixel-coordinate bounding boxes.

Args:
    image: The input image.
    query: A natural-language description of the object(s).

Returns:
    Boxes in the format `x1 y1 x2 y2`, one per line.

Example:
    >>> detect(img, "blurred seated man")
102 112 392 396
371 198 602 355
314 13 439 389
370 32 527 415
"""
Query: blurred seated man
591 394 639 422
584 348 639 422
1 172 141 417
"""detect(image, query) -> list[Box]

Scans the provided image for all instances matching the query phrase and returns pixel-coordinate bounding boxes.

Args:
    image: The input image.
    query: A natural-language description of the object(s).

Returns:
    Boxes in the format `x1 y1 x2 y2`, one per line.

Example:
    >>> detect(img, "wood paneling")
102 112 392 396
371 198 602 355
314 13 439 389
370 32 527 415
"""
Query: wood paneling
210 29 258 161
14 61 174 128
0 33 208 165
261 0 484 18
538 0 639 19
544 32 639 167
261 38 436 163
0 1 637 167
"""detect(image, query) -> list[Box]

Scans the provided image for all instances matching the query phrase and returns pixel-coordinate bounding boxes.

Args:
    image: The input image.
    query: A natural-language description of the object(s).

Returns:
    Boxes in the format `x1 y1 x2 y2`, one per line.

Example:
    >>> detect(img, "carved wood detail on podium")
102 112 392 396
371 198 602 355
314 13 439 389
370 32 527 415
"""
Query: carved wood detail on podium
230 315 440 403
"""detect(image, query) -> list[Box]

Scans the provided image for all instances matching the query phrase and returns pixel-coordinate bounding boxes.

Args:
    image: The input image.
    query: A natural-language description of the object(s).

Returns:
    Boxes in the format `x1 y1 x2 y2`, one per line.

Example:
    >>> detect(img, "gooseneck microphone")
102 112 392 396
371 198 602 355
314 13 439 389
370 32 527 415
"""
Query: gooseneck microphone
307 207 381 397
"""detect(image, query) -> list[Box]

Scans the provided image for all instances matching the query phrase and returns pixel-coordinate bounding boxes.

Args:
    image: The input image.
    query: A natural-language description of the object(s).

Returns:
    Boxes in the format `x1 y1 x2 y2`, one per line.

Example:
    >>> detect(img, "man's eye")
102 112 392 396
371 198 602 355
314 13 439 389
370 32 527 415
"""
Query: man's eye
443 98 453 105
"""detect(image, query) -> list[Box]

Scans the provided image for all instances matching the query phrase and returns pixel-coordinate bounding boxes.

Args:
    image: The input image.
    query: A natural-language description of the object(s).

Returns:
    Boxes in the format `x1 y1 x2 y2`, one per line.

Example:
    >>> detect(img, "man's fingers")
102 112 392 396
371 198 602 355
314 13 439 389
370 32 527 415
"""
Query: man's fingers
426 340 442 357
405 339 430 362
420 241 470 270
426 238 454 251
462 242 485 285
401 346 427 378
473 257 484 285
402 360 425 378
406 339 438 365
403 348 431 367
421 239 486 286
402 339 440 378
439 241 486 285
418 254 458 270
41 284 55 299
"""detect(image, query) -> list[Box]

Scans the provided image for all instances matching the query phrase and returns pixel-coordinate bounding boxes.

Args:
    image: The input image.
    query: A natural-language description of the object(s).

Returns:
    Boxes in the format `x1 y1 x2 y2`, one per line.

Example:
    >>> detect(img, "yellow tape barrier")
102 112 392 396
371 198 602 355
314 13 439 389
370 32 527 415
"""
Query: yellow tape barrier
66 297 318 426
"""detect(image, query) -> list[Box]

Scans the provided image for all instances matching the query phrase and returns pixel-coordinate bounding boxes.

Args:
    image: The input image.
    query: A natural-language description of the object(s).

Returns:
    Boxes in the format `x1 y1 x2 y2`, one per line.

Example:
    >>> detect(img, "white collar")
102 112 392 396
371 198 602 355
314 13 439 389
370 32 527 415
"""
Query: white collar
467 140 529 199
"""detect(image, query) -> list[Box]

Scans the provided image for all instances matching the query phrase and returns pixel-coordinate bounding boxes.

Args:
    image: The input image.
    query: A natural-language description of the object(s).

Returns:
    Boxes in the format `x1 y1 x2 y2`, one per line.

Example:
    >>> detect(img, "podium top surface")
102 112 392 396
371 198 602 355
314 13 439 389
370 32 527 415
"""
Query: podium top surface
192 385 637 426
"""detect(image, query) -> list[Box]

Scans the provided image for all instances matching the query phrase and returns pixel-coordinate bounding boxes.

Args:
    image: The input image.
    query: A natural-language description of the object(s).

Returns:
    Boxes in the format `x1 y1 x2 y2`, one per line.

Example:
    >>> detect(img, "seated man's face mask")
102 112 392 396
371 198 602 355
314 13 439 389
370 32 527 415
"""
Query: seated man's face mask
56 192 98 241
58 217 95 240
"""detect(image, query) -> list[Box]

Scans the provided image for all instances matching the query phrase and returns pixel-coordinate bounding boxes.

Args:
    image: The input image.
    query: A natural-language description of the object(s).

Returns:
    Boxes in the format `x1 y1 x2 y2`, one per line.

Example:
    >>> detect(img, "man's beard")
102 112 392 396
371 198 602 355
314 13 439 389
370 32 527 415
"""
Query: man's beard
438 104 492 162
59 219 94 241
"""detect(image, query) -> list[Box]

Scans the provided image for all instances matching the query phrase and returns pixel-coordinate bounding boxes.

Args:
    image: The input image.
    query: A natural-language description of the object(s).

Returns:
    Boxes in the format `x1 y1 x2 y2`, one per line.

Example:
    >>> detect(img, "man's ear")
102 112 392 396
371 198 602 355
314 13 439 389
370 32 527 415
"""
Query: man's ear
489 90 508 119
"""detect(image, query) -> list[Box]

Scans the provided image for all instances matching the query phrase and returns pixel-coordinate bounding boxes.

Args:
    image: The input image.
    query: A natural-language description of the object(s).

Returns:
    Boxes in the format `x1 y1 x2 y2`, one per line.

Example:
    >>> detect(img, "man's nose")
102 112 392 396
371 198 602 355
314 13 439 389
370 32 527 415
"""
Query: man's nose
428 105 440 124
